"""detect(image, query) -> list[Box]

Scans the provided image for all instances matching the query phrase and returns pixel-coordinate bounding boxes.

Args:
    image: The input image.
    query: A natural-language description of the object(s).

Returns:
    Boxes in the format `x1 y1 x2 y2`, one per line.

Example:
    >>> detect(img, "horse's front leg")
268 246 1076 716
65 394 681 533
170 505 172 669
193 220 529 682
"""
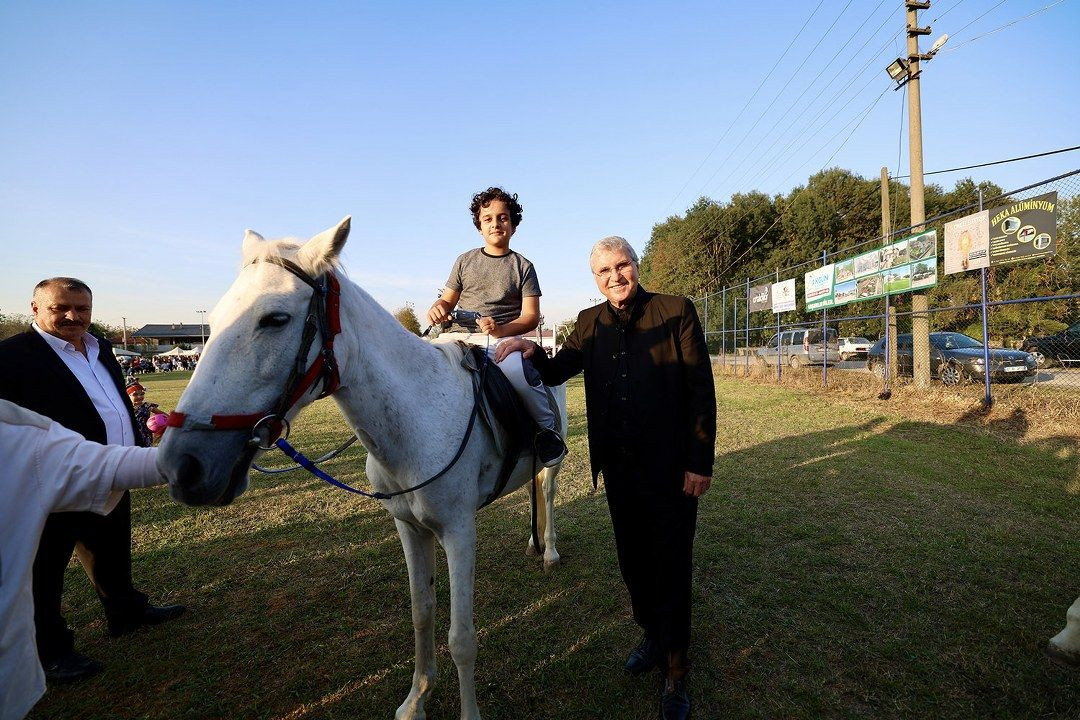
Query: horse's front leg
441 522 482 720
395 519 438 720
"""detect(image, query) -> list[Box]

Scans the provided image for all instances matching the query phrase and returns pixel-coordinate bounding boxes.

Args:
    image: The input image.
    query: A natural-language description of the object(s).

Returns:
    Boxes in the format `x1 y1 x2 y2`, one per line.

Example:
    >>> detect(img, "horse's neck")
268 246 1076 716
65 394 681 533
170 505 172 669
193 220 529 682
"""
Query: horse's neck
331 280 468 470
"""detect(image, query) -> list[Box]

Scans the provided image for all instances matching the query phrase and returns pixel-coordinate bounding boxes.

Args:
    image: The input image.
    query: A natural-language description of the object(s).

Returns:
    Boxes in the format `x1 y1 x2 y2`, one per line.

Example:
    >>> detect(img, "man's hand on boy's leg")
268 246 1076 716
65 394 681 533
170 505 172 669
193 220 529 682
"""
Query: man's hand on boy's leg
494 337 538 362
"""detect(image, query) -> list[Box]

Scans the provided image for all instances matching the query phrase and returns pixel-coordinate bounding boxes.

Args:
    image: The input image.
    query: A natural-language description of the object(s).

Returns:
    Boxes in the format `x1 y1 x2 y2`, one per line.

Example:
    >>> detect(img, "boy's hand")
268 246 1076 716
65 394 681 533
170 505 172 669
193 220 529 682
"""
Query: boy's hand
477 316 496 335
427 301 451 326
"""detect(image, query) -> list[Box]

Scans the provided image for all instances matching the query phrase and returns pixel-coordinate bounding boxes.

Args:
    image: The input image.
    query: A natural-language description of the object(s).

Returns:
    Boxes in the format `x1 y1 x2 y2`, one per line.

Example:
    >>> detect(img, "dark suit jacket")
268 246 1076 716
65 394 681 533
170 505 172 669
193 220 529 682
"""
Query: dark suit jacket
531 289 716 486
0 330 145 447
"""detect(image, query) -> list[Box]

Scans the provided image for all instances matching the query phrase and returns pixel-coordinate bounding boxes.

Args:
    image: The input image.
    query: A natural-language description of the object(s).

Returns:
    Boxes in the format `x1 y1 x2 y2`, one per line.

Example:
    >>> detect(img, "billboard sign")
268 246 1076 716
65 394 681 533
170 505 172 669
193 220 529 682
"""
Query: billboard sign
803 230 937 310
988 191 1057 266
748 283 772 312
944 210 990 274
771 278 796 313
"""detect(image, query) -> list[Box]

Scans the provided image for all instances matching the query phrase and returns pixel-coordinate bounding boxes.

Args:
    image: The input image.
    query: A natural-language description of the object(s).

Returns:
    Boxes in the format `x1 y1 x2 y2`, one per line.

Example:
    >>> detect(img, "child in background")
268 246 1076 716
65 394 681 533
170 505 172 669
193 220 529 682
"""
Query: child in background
125 381 167 445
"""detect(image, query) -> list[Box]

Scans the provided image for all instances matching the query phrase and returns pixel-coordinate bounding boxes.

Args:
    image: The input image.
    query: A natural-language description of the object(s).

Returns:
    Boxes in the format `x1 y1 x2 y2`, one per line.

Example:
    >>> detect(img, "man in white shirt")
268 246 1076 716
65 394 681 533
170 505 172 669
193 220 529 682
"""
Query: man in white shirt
0 277 185 683
0 399 166 720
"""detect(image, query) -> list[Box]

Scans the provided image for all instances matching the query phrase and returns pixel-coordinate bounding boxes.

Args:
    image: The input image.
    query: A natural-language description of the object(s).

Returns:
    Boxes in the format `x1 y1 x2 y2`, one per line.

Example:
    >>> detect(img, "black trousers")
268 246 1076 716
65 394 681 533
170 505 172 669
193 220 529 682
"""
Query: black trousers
33 491 148 663
603 454 698 660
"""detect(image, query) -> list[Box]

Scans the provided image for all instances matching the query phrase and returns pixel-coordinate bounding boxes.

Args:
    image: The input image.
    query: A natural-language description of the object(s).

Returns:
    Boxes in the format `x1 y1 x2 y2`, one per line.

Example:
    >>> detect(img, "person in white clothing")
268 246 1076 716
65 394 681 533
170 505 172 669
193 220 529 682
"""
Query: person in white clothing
0 399 165 720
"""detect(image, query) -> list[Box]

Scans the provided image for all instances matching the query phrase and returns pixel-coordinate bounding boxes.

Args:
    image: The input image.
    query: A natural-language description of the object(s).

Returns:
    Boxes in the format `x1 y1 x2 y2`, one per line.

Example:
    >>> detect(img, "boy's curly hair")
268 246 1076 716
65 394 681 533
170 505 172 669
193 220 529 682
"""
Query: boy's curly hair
469 187 523 230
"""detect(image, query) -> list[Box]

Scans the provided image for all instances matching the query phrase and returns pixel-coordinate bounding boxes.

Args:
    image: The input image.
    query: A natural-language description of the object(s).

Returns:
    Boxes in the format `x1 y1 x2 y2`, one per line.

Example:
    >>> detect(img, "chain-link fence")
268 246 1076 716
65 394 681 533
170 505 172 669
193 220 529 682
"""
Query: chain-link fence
693 169 1080 406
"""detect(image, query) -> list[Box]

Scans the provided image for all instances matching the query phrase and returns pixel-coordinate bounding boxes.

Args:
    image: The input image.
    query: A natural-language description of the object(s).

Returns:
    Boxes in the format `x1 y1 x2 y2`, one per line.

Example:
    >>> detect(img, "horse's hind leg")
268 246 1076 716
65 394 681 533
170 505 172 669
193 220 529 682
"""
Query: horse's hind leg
441 523 482 720
528 467 561 571
1047 595 1080 667
395 519 438 720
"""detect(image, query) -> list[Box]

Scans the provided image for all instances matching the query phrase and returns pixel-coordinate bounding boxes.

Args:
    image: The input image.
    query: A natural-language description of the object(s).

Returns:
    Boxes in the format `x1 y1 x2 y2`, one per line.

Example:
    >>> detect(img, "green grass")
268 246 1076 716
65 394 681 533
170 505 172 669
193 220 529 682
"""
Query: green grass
29 373 1079 719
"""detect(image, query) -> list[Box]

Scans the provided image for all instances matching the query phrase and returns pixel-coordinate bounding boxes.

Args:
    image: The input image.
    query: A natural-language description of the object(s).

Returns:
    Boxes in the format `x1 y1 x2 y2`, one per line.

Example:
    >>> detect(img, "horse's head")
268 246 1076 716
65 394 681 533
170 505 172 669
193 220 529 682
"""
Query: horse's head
158 217 351 505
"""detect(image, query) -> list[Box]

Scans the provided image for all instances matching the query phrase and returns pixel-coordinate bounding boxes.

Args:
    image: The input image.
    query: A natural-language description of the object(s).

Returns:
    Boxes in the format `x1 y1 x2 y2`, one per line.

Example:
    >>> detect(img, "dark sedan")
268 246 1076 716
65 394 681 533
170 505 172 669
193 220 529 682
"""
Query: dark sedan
867 332 1037 386
1021 321 1080 368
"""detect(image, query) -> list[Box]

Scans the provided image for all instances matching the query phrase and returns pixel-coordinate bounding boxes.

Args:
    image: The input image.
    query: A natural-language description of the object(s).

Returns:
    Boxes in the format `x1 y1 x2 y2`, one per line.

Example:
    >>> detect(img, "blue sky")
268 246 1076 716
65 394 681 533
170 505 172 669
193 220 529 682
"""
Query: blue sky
2 1 1077 332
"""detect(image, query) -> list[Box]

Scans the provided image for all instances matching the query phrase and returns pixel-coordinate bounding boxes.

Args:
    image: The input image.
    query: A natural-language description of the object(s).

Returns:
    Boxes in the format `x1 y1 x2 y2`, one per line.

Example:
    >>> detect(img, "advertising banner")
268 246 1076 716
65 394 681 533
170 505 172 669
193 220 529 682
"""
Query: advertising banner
748 283 772 312
804 264 835 311
988 191 1057 266
771 278 796 313
944 210 990 275
803 230 937 310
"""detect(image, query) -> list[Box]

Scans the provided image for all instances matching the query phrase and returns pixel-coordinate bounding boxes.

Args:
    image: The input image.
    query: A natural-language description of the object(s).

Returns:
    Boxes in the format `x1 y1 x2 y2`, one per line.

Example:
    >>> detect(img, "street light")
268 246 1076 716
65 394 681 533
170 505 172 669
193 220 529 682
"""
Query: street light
196 309 207 348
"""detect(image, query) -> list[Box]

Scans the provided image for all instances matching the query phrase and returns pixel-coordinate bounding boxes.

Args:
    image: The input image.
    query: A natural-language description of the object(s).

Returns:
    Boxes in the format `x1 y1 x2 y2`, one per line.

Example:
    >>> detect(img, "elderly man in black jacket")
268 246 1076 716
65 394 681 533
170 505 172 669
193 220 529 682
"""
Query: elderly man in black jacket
0 277 185 684
496 236 716 720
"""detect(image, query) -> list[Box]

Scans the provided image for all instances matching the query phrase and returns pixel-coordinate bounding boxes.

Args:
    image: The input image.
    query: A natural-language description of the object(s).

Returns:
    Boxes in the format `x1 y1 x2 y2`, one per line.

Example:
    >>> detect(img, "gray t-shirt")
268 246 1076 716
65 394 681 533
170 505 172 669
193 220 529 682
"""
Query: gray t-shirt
445 248 541 329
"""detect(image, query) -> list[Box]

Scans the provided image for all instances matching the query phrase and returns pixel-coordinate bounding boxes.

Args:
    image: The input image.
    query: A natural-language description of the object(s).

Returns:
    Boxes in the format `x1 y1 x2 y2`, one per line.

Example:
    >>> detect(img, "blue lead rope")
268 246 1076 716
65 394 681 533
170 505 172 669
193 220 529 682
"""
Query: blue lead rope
274 437 390 499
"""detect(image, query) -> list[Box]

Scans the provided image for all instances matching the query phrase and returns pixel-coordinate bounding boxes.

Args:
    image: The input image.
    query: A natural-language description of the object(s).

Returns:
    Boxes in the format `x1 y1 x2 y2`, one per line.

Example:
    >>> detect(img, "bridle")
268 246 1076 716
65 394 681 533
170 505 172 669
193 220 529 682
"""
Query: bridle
164 254 484 503
165 255 341 447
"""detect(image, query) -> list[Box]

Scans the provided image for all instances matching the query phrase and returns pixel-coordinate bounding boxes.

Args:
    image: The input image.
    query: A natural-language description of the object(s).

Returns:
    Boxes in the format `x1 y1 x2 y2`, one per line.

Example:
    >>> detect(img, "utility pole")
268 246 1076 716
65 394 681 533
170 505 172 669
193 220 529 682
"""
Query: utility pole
880 168 898 382
906 0 932 386
196 309 207 348
122 316 128 351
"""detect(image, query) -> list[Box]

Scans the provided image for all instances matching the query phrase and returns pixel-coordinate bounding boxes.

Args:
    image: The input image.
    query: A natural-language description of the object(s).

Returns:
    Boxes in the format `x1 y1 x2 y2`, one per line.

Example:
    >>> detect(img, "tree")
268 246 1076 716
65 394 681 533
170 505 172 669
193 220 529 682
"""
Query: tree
555 319 576 345
394 303 422 336
0 312 31 341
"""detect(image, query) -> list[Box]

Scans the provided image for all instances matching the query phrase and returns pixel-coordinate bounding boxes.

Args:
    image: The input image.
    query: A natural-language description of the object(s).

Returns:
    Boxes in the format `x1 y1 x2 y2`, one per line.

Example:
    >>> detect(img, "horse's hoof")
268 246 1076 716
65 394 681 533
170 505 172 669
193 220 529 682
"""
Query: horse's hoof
543 556 562 572
526 544 539 557
1045 642 1080 668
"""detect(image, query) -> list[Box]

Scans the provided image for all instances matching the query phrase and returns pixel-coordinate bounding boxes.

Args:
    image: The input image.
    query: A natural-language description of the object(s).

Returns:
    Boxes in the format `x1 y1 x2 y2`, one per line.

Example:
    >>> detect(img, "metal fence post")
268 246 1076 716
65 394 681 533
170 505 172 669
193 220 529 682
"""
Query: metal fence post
978 188 992 407
822 250 829 387
745 277 750 375
721 287 727 368
776 269 781 381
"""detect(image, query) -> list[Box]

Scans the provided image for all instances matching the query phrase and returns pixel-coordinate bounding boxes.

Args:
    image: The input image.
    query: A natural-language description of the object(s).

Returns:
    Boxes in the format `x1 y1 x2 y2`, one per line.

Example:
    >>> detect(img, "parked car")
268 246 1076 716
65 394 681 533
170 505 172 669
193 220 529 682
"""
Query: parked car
837 336 872 361
756 328 839 368
866 332 1037 386
1020 320 1080 368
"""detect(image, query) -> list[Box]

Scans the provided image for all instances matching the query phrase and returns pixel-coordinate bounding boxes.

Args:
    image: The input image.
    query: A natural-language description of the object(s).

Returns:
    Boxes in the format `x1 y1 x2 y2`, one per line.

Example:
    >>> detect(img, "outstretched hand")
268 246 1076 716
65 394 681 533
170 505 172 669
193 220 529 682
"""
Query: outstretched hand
494 337 538 363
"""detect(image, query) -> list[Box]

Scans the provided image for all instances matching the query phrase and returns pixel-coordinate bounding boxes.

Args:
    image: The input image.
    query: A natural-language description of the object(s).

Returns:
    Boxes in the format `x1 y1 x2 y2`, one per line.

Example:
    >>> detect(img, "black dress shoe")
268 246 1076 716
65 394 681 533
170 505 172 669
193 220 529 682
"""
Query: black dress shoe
43 650 103 684
660 677 691 720
625 634 659 676
107 603 187 637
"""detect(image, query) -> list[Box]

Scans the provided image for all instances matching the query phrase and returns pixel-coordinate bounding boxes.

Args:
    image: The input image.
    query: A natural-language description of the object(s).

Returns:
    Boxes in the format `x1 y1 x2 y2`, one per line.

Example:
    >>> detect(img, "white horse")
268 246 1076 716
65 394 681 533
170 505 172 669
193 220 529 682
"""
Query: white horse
1047 596 1080 667
157 217 566 719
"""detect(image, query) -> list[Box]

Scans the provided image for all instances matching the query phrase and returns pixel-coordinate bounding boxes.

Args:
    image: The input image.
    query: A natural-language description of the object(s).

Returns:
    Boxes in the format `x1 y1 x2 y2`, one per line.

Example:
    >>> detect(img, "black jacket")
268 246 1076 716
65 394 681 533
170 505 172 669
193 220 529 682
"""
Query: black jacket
531 289 716 486
0 330 145 447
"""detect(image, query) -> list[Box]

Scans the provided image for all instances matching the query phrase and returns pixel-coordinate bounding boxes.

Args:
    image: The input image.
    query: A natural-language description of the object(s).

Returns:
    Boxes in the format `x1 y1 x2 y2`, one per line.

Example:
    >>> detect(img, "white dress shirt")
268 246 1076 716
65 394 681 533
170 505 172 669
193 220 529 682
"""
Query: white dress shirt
0 399 160 720
32 324 135 447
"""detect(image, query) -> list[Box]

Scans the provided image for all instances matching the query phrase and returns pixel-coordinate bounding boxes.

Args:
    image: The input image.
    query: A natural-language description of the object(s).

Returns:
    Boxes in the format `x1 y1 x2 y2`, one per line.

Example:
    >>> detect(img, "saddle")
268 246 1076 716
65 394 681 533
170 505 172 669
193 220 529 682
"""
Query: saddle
454 343 558 507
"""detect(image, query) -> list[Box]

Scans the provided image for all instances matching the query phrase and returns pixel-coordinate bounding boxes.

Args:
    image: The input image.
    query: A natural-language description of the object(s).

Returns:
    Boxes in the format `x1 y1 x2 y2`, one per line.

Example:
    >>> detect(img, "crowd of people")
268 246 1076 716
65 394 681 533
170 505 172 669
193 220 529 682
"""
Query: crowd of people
118 353 198 375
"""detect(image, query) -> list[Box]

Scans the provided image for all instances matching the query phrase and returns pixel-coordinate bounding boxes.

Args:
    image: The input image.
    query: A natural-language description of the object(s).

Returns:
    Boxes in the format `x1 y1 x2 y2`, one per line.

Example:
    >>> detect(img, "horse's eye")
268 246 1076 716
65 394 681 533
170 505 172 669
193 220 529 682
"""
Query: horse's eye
259 312 291 328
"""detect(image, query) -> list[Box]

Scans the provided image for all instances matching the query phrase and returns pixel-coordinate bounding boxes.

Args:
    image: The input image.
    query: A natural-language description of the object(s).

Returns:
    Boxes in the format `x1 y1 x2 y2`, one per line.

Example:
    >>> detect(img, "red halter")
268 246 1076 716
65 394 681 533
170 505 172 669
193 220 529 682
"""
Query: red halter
166 257 341 443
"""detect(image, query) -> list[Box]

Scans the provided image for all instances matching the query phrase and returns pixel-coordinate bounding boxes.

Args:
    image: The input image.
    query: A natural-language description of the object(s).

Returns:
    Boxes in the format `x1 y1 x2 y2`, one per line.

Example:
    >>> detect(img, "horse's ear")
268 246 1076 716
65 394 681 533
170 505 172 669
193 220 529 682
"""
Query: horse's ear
242 229 266 260
298 216 351 275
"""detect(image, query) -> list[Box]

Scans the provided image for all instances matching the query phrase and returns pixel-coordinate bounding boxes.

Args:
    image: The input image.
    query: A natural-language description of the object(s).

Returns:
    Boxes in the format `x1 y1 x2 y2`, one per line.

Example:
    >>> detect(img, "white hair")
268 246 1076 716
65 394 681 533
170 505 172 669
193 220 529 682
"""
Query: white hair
589 236 639 264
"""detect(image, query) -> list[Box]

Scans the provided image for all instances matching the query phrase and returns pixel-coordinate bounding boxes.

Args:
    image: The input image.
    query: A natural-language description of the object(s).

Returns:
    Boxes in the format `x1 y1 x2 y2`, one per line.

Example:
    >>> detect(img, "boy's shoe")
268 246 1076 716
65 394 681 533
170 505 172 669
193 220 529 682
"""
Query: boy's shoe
535 428 567 468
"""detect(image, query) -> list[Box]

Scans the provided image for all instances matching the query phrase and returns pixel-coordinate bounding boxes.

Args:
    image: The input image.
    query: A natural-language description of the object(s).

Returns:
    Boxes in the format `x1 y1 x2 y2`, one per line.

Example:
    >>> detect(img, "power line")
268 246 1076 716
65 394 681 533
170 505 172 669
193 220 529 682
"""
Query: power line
715 0 899 197
941 0 1066 53
689 0 861 202
662 0 828 214
948 0 1008 39
892 145 1080 178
